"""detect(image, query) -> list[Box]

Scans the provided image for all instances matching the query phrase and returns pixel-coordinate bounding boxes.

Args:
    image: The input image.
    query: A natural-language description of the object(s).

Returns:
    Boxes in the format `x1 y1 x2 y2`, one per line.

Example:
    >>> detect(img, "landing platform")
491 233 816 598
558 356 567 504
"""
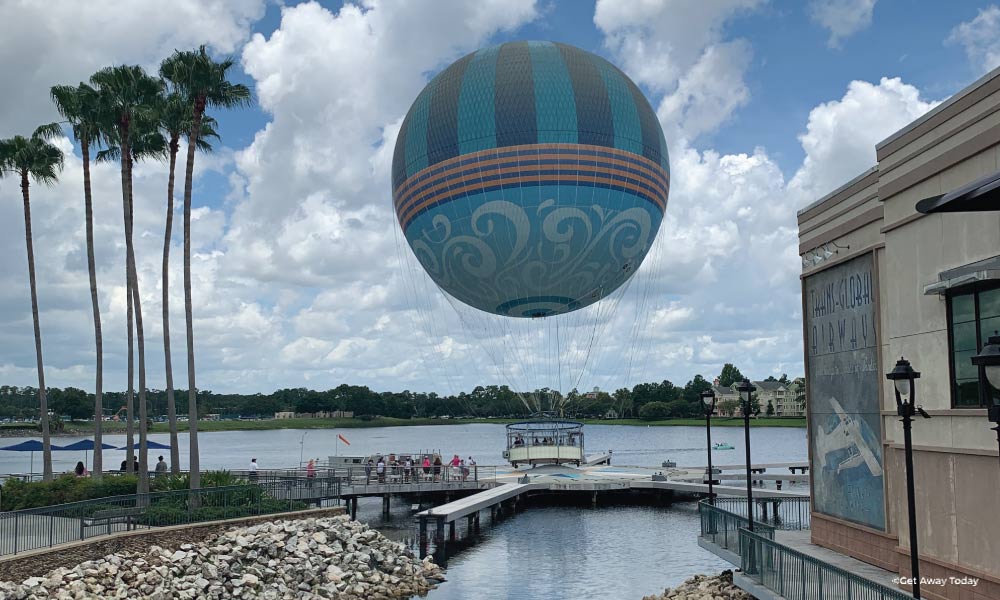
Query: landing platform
491 463 809 498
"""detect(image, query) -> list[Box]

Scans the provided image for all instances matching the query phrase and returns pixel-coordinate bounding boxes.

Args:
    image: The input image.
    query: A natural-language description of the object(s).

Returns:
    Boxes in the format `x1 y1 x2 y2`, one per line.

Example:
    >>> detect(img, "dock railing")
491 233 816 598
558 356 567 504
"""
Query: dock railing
739 528 912 600
0 481 312 557
710 496 811 530
699 499 776 554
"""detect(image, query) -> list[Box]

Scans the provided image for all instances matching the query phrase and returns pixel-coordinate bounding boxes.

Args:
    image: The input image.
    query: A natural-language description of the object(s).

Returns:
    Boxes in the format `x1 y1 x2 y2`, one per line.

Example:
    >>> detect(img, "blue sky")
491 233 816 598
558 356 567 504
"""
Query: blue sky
1 0 999 395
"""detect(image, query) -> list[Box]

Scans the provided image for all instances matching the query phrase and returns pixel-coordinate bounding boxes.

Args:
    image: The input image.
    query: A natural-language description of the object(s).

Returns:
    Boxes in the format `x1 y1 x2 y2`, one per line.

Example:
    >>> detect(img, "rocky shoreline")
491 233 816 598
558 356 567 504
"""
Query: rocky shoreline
643 570 753 600
0 515 443 599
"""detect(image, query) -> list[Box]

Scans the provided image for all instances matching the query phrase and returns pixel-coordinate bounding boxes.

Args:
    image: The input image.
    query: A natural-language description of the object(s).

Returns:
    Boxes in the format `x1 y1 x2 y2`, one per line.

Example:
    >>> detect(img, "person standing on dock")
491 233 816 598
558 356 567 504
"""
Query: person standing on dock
365 459 373 483
422 455 431 480
403 456 413 483
432 455 442 482
468 457 477 481
249 457 259 482
155 456 168 477
306 458 316 487
449 454 460 480
376 456 386 483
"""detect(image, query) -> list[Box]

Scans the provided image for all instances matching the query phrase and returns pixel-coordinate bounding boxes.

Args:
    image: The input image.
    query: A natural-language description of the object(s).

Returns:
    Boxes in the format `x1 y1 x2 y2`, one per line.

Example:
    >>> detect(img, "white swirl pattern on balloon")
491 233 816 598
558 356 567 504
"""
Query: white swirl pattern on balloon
407 196 662 317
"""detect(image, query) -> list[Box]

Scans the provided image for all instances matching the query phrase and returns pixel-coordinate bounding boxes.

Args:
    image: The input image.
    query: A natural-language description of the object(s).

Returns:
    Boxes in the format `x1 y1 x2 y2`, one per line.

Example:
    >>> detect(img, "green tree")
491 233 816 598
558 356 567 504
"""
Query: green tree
50 82 107 479
718 363 745 387
766 399 775 416
638 401 671 421
160 46 251 492
682 374 713 404
612 388 632 418
0 123 64 480
91 65 163 493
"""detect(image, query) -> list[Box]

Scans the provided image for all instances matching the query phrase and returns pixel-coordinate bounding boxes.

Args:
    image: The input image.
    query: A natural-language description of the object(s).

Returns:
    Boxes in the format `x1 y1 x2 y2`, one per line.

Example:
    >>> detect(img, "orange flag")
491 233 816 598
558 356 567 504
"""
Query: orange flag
338 434 350 446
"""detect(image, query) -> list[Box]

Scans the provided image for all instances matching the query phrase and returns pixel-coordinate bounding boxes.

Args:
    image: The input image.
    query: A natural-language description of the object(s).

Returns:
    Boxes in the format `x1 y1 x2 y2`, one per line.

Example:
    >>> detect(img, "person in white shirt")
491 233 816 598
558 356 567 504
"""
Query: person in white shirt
249 457 259 482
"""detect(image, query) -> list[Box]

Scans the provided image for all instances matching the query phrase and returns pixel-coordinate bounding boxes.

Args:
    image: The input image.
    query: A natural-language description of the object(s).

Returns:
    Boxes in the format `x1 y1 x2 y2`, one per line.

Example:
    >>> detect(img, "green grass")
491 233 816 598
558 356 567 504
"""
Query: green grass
578 417 806 427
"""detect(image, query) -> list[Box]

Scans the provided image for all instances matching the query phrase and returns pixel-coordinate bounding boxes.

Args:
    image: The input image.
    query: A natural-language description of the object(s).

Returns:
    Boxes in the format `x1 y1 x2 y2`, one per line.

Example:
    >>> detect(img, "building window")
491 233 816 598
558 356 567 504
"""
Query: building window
949 284 1000 407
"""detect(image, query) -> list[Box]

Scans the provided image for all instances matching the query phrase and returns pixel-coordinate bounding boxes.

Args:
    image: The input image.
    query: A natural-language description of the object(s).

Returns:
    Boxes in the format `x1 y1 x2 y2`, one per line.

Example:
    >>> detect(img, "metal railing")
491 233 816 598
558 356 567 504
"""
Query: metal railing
739 528 911 600
710 496 812 530
0 481 315 557
225 465 494 486
699 500 775 553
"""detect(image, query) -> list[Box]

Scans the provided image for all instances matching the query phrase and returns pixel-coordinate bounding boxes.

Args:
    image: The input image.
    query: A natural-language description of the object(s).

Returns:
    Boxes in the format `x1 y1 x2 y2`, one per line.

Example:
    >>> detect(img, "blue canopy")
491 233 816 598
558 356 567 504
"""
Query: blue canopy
118 440 171 450
58 440 117 451
0 440 63 452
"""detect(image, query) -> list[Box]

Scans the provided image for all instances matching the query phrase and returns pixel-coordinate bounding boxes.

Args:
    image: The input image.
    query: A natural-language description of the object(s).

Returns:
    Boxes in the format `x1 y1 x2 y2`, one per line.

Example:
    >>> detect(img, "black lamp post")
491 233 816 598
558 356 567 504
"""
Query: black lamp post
886 357 929 599
736 378 757 530
701 389 717 502
971 331 1000 466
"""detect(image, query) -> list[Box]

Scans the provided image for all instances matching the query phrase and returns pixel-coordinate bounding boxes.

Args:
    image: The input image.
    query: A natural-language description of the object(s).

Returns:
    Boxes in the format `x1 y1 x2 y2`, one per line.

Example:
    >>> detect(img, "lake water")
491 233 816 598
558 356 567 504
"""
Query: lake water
1 423 808 598
0 422 807 474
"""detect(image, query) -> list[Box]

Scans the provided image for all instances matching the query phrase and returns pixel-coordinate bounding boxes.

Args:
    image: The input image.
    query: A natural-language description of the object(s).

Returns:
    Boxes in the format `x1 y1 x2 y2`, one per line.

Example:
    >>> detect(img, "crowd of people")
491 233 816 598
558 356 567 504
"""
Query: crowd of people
360 453 477 484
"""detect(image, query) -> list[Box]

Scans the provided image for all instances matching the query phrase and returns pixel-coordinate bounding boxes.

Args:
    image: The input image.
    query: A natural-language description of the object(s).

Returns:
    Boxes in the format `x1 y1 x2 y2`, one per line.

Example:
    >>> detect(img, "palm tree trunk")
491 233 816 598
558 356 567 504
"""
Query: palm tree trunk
125 153 150 495
21 171 52 481
122 155 135 475
164 137 180 474
184 104 204 491
82 138 104 480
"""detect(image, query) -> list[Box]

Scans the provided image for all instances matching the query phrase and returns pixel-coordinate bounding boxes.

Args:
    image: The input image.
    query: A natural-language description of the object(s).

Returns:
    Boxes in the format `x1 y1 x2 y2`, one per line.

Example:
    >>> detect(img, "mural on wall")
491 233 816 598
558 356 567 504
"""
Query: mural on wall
806 252 885 530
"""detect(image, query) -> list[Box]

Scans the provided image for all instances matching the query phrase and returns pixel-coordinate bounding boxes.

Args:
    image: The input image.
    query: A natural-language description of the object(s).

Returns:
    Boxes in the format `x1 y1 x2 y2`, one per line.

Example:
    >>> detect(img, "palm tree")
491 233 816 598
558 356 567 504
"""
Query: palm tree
0 124 64 481
160 46 251 491
155 91 218 474
91 65 162 493
50 83 107 479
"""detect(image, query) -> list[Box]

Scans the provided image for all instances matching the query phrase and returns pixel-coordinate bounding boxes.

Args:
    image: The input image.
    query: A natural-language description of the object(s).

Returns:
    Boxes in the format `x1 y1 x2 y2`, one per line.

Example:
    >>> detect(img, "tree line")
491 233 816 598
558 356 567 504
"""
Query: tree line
0 363 801 423
0 46 250 492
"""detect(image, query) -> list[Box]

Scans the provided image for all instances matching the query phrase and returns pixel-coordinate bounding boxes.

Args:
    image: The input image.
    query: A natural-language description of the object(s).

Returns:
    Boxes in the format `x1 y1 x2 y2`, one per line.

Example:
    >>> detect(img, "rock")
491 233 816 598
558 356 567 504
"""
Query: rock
642 571 752 600
1 514 442 600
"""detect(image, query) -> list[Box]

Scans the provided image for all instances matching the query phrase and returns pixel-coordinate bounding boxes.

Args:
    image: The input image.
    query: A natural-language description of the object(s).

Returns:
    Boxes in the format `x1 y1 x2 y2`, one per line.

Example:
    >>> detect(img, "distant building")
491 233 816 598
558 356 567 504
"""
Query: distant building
583 386 601 400
274 411 295 419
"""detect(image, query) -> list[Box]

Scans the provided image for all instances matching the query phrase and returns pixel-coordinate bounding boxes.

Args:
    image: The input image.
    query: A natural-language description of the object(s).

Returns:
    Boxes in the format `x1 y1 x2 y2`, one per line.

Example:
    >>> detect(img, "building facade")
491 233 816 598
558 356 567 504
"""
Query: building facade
798 67 1000 600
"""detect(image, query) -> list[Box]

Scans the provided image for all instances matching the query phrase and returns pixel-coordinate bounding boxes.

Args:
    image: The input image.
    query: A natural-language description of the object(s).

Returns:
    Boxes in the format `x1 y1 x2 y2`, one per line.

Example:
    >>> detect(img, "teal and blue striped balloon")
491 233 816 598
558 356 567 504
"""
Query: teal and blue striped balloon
393 41 669 318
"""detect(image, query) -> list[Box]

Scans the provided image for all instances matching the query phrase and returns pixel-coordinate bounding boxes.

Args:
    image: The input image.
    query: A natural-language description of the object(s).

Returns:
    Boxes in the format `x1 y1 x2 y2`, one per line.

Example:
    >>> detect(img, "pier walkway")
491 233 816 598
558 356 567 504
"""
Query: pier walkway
414 461 808 559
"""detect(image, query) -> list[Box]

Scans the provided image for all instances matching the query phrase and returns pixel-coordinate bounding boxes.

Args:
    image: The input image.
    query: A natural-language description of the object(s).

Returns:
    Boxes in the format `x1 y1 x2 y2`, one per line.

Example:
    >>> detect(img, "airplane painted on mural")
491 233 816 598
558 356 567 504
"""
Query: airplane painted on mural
816 396 883 477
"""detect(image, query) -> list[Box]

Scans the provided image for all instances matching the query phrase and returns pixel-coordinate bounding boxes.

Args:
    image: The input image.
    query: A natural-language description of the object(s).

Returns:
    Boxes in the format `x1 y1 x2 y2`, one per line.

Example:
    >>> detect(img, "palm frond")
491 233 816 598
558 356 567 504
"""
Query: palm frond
33 122 63 141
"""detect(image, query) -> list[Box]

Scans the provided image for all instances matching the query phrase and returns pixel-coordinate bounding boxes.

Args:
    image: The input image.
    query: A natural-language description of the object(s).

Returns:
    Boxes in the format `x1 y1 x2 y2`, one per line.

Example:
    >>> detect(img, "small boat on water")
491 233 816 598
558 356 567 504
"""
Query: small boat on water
713 442 735 450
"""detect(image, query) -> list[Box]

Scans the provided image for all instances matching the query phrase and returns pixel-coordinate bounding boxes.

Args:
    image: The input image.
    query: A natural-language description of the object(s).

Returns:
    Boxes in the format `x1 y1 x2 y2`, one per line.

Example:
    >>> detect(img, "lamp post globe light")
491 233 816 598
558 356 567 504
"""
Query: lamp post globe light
971 331 1000 463
701 389 717 503
735 378 757 530
886 357 927 599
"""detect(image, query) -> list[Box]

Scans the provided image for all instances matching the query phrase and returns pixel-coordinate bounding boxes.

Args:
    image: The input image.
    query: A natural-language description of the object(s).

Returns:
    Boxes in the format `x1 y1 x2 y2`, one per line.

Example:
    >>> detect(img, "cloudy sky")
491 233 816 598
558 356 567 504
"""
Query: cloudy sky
1 0 997 396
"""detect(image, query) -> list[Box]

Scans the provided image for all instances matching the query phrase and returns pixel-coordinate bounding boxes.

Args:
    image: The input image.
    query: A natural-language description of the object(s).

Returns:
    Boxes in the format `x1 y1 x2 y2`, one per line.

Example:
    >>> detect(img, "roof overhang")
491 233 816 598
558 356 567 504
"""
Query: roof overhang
923 254 1000 295
916 169 1000 214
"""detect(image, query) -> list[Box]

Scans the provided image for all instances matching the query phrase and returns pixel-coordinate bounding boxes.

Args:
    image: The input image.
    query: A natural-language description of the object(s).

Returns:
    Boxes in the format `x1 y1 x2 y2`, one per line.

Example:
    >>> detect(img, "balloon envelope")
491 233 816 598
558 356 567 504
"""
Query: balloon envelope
393 41 669 318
